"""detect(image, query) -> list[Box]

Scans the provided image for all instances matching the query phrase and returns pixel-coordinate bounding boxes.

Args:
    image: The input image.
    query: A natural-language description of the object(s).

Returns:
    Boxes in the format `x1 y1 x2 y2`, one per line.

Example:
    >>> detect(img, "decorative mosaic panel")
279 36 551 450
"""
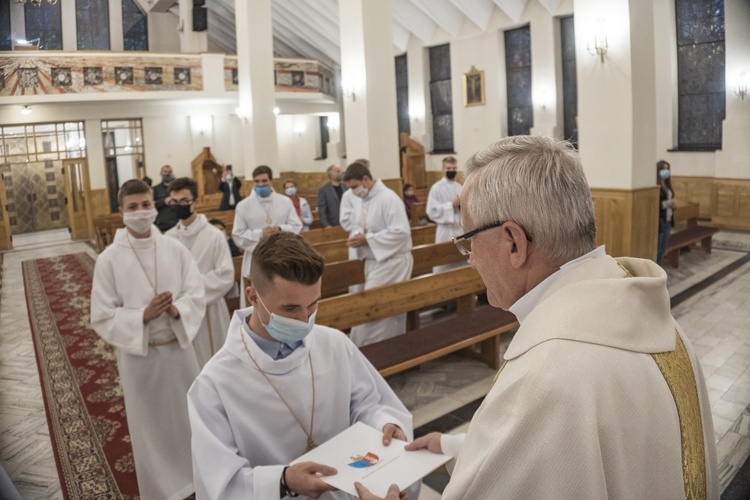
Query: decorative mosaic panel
0 55 204 96
428 44 453 153
560 15 578 147
25 2 63 50
76 0 110 50
122 0 148 51
223 57 335 98
505 25 533 137
395 54 410 135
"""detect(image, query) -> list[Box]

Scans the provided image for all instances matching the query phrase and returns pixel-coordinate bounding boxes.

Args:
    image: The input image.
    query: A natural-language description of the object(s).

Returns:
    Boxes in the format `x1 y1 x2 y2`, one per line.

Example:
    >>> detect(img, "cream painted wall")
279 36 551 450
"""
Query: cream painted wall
147 12 181 53
275 114 345 174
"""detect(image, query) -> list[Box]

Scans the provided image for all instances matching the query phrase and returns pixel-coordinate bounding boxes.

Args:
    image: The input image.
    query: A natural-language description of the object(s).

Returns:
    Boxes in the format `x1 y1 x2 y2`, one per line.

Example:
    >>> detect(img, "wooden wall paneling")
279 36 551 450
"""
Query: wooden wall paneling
590 187 658 260
631 187 659 261
90 189 111 218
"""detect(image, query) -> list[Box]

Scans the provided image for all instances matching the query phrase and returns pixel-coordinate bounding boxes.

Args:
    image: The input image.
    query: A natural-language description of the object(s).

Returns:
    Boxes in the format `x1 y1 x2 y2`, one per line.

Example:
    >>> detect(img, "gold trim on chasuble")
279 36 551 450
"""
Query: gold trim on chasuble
618 260 706 498
651 332 707 499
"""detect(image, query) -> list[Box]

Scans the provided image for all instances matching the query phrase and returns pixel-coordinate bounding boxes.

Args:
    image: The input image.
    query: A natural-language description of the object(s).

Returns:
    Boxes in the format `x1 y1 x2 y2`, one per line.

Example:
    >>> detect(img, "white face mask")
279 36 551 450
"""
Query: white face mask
123 208 157 235
285 187 297 196
352 186 369 199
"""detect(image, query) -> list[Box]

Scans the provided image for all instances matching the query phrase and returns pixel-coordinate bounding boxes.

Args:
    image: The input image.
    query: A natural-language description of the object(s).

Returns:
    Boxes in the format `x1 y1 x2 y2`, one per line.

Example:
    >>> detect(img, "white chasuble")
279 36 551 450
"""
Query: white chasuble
167 214 235 367
426 177 465 273
232 192 303 307
187 308 414 500
442 256 718 500
90 226 206 500
348 181 413 347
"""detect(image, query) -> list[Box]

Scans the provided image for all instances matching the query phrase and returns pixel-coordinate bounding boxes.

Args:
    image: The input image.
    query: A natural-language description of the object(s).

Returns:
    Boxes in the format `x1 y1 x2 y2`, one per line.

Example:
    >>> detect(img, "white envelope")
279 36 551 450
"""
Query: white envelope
291 422 452 497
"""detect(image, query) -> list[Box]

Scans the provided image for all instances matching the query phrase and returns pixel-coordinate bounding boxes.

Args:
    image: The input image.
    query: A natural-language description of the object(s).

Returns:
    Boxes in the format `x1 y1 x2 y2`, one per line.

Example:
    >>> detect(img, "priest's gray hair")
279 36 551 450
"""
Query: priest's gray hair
463 135 596 267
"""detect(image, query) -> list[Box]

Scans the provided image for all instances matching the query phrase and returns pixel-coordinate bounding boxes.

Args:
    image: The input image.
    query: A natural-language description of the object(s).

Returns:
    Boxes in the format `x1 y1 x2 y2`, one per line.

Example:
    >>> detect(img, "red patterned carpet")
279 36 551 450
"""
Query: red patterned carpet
23 253 139 499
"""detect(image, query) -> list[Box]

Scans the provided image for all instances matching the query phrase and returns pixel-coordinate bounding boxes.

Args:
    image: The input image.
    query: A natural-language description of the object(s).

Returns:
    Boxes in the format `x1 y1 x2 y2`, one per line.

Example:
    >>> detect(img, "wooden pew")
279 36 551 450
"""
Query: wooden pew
301 226 349 244
311 224 438 262
317 266 518 376
320 240 466 298
410 201 429 226
664 202 718 267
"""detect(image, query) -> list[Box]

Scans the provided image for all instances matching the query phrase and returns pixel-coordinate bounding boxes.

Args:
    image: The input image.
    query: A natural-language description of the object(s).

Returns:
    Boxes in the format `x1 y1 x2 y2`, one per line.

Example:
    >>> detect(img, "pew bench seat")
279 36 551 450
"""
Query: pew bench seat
664 225 718 267
360 306 518 377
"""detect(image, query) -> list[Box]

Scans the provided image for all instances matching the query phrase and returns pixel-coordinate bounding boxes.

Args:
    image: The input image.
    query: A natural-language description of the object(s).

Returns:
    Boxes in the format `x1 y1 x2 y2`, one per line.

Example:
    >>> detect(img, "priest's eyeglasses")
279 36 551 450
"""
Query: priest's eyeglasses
452 220 533 256
167 198 195 207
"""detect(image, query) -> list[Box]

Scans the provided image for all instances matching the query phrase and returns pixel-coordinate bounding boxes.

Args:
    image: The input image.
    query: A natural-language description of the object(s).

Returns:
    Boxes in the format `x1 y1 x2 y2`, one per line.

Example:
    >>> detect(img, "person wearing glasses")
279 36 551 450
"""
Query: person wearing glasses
166 177 235 368
426 156 465 273
357 135 718 499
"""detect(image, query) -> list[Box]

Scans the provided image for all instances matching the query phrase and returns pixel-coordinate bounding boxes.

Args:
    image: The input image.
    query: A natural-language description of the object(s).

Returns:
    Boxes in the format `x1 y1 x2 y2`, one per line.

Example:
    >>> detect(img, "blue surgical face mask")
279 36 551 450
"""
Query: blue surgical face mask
256 294 316 344
254 185 271 197
659 169 670 180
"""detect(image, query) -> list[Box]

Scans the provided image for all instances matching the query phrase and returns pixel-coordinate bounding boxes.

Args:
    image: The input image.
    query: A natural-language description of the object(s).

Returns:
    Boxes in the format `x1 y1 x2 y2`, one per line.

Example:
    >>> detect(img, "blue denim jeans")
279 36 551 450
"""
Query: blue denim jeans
656 221 672 265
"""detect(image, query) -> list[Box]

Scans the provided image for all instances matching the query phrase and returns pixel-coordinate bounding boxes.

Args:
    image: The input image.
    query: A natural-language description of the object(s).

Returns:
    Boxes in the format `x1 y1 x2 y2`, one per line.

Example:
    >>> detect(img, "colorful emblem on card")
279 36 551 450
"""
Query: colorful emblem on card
348 452 380 468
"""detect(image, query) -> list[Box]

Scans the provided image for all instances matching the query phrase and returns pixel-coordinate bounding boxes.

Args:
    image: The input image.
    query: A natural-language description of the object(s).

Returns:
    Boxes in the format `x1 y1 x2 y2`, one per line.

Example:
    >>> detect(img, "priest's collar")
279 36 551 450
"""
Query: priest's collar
509 245 607 324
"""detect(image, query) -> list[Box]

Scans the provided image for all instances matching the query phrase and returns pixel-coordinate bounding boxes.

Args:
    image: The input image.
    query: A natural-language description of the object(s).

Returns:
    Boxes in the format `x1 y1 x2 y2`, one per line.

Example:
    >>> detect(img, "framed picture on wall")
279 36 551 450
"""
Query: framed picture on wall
463 66 485 107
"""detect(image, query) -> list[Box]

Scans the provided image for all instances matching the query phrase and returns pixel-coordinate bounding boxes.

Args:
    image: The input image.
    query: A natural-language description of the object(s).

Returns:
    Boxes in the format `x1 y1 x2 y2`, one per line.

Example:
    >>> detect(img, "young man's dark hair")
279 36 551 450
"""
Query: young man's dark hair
343 162 372 182
118 179 152 207
252 165 273 179
249 232 325 293
168 177 199 200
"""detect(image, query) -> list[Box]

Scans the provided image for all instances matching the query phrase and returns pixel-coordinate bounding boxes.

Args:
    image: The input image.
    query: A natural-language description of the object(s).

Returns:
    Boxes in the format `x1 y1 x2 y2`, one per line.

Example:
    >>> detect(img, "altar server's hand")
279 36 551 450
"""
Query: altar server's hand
354 482 406 500
143 292 172 323
347 233 367 248
405 432 443 454
382 424 406 445
286 462 337 499
262 226 279 236
166 305 180 319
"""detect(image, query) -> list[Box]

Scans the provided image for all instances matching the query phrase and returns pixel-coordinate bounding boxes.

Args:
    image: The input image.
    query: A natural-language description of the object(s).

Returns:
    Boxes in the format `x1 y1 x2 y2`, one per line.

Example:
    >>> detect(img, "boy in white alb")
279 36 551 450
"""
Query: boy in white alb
166 177 235 368
188 232 416 499
232 165 302 307
90 179 205 500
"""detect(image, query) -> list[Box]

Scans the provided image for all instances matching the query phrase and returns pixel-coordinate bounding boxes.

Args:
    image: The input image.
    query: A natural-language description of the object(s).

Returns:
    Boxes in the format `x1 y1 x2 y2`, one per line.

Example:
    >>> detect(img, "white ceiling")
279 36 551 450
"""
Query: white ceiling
204 0 565 68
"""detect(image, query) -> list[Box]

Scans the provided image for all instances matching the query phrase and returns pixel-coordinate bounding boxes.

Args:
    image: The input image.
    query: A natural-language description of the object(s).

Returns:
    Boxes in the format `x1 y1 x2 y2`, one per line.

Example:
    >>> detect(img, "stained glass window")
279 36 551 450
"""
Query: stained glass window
429 44 453 153
0 1 11 51
395 54 410 135
505 26 532 137
25 1 63 50
675 0 725 150
76 0 110 50
123 0 148 51
560 16 578 148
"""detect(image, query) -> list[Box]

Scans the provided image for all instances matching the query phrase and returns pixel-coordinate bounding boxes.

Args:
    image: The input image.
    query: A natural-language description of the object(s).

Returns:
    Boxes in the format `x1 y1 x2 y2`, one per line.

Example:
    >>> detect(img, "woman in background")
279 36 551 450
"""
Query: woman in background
657 160 677 266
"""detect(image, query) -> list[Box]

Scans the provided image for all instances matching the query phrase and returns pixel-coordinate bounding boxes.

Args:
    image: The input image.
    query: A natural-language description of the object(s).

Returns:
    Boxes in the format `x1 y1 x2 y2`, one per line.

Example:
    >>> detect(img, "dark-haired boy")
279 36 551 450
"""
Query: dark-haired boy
187 232 415 499
90 178 205 499
166 177 235 367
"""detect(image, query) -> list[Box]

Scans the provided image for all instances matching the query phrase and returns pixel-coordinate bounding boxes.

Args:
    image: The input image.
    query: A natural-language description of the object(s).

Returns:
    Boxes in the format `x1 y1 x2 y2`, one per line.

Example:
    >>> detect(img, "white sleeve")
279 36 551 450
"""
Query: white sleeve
170 247 207 347
232 204 263 250
188 377 286 500
202 231 236 304
300 198 314 225
427 184 458 224
90 253 149 357
339 193 360 234
366 197 411 262
279 200 303 234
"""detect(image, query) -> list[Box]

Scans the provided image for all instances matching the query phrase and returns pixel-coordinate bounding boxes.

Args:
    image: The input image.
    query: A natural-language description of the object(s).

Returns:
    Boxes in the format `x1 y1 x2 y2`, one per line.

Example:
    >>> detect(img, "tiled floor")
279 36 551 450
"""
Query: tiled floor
1 231 750 499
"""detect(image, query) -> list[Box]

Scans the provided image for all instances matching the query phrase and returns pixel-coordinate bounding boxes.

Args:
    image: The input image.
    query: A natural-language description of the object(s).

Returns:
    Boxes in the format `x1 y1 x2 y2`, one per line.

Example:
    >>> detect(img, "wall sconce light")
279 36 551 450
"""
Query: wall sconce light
273 107 280 116
587 17 608 63
20 105 32 115
735 71 747 100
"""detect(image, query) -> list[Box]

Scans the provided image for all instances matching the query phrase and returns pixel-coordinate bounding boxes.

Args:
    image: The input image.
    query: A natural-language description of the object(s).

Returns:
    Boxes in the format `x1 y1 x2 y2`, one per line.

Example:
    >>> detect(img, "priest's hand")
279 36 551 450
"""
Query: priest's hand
382 424 406 445
453 196 461 208
405 432 443 454
354 482 406 500
347 234 368 248
143 292 172 323
285 462 337 499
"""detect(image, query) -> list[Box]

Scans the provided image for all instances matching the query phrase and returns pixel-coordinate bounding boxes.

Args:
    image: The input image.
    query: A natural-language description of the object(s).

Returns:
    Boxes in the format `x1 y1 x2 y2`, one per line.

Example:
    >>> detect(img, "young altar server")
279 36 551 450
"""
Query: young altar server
426 156 465 273
187 231 415 499
90 179 205 500
343 162 413 347
166 177 235 367
232 165 302 307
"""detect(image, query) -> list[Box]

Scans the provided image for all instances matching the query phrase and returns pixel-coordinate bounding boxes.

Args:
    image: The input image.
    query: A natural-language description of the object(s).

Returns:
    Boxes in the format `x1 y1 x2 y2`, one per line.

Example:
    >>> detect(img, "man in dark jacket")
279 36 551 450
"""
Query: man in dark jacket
219 165 243 211
317 164 348 228
153 165 179 232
